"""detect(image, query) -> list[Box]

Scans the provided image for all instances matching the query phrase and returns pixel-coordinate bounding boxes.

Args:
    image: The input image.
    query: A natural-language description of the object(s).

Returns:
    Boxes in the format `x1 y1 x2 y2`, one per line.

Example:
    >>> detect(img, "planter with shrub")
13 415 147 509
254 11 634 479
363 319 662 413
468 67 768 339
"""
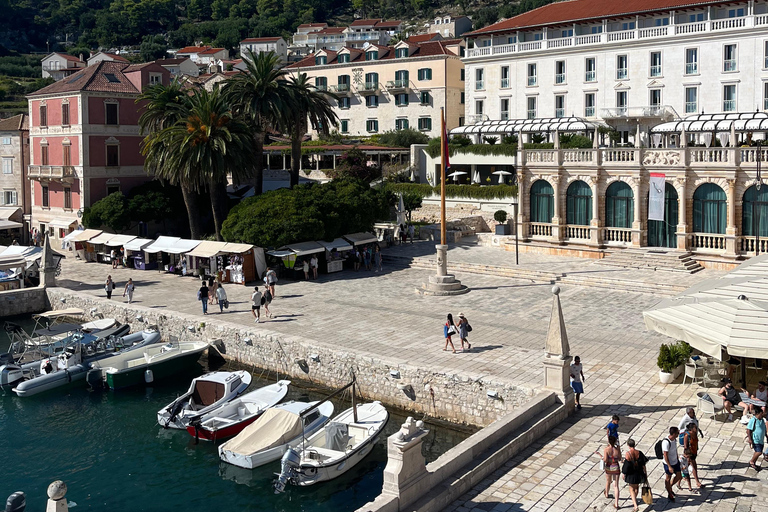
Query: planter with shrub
494 209 510 235
657 340 693 383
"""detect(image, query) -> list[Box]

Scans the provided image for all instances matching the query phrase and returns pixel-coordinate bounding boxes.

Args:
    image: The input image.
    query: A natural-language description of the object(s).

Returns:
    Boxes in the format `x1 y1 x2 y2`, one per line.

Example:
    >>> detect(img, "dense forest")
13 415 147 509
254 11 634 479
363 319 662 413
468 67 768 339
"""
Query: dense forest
0 0 556 54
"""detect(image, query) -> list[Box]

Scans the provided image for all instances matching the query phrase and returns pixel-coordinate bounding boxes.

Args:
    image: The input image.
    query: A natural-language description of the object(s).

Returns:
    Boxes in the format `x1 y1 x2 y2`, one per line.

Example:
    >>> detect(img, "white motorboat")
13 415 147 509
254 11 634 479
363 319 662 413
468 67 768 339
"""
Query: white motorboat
275 401 388 491
219 400 334 469
186 380 291 441
157 371 251 430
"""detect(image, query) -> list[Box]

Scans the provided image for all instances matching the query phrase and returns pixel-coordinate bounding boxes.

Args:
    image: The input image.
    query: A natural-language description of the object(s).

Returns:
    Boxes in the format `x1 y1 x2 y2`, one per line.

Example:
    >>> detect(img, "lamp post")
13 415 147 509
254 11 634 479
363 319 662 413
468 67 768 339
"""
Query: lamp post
756 140 762 255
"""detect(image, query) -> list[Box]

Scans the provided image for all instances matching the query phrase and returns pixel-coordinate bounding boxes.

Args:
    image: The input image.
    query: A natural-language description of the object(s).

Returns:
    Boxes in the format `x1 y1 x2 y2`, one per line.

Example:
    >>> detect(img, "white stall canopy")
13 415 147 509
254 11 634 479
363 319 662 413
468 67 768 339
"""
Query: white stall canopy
186 240 228 259
104 234 137 247
343 232 378 246
123 238 154 252
284 241 325 256
318 238 353 252
164 239 200 255
143 236 181 254
71 229 102 242
63 229 83 242
0 255 25 270
87 232 114 245
48 217 77 230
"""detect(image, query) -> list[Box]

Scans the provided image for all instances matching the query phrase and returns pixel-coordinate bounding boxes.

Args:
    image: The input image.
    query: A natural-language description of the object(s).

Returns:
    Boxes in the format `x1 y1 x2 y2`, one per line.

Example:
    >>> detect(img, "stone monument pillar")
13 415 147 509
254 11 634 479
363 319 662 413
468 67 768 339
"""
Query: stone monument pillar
46 481 68 512
41 233 57 288
381 416 430 507
418 245 468 295
542 286 575 411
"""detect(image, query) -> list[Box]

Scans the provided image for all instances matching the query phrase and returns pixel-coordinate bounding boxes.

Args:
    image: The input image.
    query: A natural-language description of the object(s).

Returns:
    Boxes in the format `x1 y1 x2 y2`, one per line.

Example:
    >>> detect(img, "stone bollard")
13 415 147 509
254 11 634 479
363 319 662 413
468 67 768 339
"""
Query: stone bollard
45 481 67 512
542 286 575 411
381 416 430 508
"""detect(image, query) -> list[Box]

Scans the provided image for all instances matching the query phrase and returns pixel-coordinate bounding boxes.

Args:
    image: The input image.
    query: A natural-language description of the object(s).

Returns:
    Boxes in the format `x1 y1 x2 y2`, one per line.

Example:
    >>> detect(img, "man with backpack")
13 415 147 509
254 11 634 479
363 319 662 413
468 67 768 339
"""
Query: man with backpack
251 286 262 323
656 427 682 502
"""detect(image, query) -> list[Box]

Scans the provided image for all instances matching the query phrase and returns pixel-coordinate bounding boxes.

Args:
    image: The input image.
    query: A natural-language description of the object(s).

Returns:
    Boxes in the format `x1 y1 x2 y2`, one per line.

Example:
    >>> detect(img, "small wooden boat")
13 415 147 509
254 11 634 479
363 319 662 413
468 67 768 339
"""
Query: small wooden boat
219 400 334 469
186 380 291 442
157 371 251 430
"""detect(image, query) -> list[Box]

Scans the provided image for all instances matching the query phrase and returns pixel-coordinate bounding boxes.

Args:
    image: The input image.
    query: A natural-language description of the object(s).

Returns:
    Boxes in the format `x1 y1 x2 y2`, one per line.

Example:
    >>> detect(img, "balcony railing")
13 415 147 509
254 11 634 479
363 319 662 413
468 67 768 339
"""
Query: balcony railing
723 59 737 72
359 82 379 94
465 15 762 59
500 78 509 88
740 236 768 254
585 70 596 82
386 80 410 91
555 73 565 84
500 111 509 120
529 223 553 238
685 62 698 74
527 76 537 86
650 65 662 77
723 99 736 112
584 106 595 117
527 109 536 119
555 108 565 118
330 83 350 92
603 227 632 243
475 80 484 90
685 101 698 114
692 233 726 251
315 84 328 91
599 105 675 119
565 225 590 240
616 68 627 80
28 165 75 180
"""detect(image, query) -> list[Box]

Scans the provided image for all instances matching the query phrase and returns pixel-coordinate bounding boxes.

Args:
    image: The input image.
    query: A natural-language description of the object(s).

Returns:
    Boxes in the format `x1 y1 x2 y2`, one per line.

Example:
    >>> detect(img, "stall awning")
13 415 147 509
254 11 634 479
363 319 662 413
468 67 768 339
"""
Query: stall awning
0 207 22 222
123 238 154 251
343 232 378 246
1 245 42 262
164 238 200 255
63 230 83 242
49 217 77 229
267 250 295 258
650 112 768 133
222 242 253 254
318 238 353 252
0 255 25 270
450 116 606 135
104 234 137 247
186 240 228 258
87 232 114 245
0 220 22 230
143 236 181 254
72 229 102 242
284 241 325 256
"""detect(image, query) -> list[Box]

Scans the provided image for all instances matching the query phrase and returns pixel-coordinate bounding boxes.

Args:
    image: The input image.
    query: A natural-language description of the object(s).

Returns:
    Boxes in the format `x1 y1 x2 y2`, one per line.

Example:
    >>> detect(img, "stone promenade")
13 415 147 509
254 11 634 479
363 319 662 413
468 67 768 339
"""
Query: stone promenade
53 240 766 511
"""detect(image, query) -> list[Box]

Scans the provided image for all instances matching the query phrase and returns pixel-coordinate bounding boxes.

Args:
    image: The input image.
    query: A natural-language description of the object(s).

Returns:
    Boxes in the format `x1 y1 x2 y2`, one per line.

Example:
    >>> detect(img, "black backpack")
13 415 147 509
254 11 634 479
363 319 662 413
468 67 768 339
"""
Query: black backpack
654 439 665 460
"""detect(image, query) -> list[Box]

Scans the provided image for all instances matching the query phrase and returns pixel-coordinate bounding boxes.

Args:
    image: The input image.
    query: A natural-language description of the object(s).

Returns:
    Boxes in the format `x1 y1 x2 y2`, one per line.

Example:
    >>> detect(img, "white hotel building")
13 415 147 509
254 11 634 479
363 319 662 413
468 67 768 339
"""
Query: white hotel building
451 0 768 264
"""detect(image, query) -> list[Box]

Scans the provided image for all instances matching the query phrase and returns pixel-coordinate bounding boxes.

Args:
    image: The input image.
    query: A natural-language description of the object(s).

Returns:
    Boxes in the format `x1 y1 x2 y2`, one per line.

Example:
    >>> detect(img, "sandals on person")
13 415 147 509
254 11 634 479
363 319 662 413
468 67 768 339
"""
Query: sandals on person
749 462 759 471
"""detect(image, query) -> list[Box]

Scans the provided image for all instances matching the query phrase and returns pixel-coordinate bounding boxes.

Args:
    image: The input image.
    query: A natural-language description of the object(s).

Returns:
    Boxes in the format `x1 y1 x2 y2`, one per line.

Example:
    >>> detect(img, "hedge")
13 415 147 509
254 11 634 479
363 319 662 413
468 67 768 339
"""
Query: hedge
426 138 518 158
384 182 518 200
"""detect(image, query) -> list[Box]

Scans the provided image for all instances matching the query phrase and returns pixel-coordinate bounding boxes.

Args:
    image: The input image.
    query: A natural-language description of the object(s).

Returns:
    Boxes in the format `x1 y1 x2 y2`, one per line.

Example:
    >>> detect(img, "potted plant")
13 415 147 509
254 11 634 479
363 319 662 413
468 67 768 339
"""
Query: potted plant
494 210 510 235
657 343 676 384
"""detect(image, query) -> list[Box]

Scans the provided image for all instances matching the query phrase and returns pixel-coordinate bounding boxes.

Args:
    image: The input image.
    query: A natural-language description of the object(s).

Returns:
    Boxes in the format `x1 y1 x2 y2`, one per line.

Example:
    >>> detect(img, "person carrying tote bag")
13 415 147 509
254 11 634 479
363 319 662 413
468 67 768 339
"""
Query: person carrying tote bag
443 313 457 353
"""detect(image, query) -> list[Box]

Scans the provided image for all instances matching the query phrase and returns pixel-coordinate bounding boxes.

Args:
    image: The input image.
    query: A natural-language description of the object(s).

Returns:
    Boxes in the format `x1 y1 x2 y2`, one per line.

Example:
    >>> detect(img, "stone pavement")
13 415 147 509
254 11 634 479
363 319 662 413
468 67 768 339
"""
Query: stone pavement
53 243 766 511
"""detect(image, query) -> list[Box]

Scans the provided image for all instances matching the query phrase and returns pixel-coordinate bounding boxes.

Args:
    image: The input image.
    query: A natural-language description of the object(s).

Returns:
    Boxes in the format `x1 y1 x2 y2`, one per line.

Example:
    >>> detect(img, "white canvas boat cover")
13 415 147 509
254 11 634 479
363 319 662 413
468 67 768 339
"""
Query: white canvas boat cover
143 236 181 254
164 238 200 255
72 229 102 242
104 234 136 247
343 232 377 246
284 241 325 256
37 308 85 318
318 238 353 252
123 238 153 251
186 240 228 258
48 217 77 229
87 232 114 245
221 407 304 455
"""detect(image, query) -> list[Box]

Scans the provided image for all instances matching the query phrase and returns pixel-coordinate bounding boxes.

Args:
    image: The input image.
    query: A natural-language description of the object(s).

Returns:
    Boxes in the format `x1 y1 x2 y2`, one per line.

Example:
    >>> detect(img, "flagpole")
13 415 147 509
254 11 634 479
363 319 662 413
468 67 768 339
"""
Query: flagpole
440 107 447 246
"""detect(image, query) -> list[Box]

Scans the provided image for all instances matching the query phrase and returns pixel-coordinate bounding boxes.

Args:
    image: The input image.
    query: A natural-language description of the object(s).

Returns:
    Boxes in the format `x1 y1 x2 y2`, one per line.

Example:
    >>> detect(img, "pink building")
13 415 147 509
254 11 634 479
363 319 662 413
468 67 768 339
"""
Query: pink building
26 60 171 239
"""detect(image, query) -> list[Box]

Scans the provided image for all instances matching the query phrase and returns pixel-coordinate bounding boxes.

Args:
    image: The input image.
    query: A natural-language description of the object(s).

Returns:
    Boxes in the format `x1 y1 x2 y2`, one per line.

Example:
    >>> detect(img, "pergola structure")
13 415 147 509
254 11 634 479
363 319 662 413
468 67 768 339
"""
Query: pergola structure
650 112 768 148
450 117 608 144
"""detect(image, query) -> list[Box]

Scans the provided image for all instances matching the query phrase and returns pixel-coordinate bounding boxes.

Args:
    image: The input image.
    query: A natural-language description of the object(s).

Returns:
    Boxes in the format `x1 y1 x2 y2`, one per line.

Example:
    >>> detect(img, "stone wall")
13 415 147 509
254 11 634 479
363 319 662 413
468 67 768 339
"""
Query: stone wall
45 287 535 427
412 204 497 228
0 287 48 316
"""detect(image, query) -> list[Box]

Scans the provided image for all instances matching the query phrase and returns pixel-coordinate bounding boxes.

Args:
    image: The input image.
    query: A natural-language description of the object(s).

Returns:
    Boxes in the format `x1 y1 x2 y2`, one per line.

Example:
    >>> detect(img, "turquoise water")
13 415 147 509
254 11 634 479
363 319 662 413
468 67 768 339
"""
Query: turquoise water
0 316 470 511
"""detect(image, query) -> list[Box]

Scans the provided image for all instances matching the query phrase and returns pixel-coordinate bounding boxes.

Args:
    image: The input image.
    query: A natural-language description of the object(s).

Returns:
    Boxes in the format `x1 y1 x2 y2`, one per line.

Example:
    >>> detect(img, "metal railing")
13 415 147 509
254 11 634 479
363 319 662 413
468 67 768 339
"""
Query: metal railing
616 68 627 79
555 108 565 118
723 59 737 72
527 109 537 119
527 76 537 86
475 80 484 90
386 80 409 89
585 70 596 82
500 78 509 88
686 62 698 74
650 65 662 77
555 73 566 84
584 106 595 117
723 99 736 112
685 102 698 114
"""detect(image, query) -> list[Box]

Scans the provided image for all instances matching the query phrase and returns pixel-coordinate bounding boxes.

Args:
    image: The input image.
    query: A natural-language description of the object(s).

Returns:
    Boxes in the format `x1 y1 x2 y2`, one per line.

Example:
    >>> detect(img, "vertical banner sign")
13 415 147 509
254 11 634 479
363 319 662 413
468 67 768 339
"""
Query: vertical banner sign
648 173 666 221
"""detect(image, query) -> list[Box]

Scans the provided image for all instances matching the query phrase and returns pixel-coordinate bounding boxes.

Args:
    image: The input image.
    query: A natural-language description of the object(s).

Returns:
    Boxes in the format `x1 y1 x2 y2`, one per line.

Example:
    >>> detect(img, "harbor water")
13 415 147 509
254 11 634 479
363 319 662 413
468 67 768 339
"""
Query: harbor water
0 316 472 511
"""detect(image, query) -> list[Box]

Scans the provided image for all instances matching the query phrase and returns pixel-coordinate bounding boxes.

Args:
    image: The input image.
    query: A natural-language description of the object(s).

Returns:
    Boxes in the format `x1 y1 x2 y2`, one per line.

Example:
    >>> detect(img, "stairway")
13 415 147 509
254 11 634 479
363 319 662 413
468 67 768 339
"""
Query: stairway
595 248 704 273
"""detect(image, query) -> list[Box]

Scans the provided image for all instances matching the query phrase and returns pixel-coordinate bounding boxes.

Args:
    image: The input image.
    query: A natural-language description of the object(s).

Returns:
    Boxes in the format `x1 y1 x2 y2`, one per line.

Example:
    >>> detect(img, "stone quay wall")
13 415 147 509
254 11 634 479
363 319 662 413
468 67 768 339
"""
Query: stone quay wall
45 287 535 427
0 287 48 317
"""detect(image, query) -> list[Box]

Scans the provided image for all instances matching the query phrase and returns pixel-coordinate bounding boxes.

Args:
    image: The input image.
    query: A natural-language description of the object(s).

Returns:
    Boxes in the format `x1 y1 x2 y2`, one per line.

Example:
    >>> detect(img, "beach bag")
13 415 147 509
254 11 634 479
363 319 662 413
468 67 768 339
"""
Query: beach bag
223 300 229 309
621 458 635 475
447 324 457 336
641 485 653 505
466 322 473 333
197 290 202 300
654 439 665 460
261 295 266 305
679 432 686 446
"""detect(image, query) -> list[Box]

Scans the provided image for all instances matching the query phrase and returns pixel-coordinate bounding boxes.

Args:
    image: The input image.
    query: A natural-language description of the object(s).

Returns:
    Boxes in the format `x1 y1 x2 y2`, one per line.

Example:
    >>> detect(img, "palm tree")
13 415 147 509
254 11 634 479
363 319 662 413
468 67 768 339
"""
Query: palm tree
137 80 204 238
285 73 339 187
223 51 290 195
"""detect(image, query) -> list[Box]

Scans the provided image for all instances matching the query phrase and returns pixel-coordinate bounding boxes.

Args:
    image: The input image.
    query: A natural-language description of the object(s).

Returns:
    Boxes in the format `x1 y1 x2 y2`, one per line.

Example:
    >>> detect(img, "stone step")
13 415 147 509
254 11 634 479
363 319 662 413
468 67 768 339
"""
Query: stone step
595 248 704 274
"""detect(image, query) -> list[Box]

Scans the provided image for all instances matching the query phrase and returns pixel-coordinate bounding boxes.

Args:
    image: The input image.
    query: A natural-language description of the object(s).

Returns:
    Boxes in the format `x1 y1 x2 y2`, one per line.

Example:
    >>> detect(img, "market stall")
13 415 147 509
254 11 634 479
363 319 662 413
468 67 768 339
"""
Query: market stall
185 241 228 277
283 241 325 280
61 228 83 251
123 237 154 269
343 232 378 246
0 207 24 244
104 234 137 267
160 238 200 273
71 229 102 261
0 254 26 290
143 236 181 271
317 238 352 273
48 217 78 241
222 243 263 284
265 249 297 280
86 232 115 264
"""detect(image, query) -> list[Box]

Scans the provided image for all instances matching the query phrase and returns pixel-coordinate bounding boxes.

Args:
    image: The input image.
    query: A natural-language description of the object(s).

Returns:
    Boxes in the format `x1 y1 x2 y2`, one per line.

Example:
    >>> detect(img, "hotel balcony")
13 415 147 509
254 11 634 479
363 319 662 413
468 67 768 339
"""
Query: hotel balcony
329 83 353 96
599 105 677 122
465 13 768 59
385 79 410 93
358 82 380 95
28 165 76 181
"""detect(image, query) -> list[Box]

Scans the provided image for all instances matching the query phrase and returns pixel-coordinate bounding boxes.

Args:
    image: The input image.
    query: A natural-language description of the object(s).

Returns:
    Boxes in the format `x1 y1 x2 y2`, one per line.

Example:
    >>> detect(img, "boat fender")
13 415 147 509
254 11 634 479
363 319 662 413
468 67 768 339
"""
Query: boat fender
144 369 154 384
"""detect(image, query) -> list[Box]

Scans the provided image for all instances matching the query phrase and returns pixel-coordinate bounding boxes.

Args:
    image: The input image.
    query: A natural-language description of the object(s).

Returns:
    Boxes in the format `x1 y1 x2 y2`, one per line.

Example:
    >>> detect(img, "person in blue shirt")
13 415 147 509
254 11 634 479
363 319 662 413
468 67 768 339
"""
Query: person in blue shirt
747 409 768 471
605 415 620 445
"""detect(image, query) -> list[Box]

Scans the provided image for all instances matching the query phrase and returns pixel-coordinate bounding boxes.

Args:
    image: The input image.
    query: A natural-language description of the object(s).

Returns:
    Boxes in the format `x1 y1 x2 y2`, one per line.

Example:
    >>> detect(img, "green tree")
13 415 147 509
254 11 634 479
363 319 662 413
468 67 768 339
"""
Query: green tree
402 191 422 222
285 72 338 188
325 147 381 183
82 192 131 232
139 34 168 61
223 50 290 195
378 128 429 148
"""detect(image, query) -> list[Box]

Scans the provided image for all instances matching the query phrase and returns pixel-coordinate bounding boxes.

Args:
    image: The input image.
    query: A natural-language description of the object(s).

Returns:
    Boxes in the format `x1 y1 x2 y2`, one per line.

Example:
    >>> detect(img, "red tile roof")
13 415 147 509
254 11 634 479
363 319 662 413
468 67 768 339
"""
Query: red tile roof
298 23 328 28
177 46 211 54
349 19 383 26
375 20 402 28
241 37 283 43
316 27 346 34
51 52 84 63
101 52 129 63
469 0 726 35
155 58 191 65
286 39 457 68
0 114 28 131
407 33 442 43
28 61 144 96
199 48 226 55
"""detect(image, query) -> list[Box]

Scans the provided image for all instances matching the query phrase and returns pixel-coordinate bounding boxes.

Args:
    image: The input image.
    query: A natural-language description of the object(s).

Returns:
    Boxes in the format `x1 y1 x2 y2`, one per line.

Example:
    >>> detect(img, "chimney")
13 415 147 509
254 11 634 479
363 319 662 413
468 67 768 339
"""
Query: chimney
79 53 84 62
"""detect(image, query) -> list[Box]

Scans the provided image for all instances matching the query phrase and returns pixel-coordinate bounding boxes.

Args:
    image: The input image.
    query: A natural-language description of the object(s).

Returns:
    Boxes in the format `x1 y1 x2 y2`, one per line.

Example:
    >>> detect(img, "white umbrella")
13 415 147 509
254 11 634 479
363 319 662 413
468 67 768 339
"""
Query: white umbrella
472 170 481 184
448 171 468 182
493 170 512 184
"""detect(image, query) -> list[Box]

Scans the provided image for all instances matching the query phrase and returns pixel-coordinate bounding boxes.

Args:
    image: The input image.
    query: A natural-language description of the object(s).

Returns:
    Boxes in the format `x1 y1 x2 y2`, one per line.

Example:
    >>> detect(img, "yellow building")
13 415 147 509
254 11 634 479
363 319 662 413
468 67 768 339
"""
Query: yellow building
287 39 465 138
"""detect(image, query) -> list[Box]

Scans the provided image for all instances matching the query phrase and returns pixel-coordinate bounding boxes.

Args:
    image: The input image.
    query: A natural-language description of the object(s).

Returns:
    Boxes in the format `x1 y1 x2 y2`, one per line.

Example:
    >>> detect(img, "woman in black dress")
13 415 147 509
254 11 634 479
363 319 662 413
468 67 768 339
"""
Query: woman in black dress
623 438 648 511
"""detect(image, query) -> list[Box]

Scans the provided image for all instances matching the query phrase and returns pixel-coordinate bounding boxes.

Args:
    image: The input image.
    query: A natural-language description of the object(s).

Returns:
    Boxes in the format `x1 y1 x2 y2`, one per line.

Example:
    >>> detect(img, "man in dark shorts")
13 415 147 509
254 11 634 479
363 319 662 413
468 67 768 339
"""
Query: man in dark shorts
662 427 682 502
718 378 748 421
251 286 262 323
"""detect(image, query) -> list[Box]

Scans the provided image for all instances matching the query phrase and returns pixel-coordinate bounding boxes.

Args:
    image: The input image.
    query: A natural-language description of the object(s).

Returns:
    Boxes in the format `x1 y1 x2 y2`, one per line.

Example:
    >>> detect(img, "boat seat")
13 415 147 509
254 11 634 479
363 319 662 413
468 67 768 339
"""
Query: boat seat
307 447 339 461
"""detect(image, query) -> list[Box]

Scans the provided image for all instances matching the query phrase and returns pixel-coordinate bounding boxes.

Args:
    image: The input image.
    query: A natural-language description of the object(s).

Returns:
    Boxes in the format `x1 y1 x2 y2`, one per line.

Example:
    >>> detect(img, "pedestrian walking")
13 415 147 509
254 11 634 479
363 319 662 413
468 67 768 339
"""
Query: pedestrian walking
265 267 277 297
374 245 382 272
302 259 310 280
443 313 457 353
210 279 219 305
216 283 227 313
399 223 407 244
105 275 115 299
198 282 209 315
605 415 620 445
251 286 262 323
363 247 371 271
110 249 118 269
457 313 471 351
181 259 187 276
207 276 215 304
678 448 693 492
570 356 585 410
123 278 135 304
682 421 704 489
662 427 683 502
408 223 415 243
262 284 273 318
310 254 318 279
354 249 361 271
622 439 648 512
599 435 622 508
747 408 768 470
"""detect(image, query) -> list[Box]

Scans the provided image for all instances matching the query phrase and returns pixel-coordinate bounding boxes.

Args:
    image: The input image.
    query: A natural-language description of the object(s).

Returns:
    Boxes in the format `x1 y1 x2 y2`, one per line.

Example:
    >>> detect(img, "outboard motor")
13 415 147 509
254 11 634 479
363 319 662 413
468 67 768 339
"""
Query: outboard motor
274 448 301 493
0 352 14 366
5 491 25 512
3 322 23 335
86 368 104 391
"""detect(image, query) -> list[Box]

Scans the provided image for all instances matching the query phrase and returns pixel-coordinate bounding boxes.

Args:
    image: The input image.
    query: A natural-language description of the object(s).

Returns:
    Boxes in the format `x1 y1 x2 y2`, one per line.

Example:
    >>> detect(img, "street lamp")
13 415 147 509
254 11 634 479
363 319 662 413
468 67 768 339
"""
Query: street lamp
755 140 763 255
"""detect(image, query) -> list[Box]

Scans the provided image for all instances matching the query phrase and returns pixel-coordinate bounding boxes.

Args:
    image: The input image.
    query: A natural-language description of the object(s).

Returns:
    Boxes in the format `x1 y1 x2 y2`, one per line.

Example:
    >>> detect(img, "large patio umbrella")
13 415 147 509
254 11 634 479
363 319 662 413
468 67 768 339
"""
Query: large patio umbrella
493 170 512 184
643 295 768 360
448 171 467 183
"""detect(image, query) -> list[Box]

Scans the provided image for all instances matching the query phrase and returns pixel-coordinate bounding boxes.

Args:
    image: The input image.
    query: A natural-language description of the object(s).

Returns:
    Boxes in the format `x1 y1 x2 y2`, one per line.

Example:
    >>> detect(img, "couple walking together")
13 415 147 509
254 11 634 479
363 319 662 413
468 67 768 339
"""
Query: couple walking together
443 313 471 353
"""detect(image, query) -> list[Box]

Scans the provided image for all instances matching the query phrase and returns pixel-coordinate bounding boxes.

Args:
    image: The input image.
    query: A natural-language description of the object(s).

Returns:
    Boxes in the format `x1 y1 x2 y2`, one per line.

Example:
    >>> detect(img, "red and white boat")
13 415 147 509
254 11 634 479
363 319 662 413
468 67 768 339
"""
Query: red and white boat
186 380 290 441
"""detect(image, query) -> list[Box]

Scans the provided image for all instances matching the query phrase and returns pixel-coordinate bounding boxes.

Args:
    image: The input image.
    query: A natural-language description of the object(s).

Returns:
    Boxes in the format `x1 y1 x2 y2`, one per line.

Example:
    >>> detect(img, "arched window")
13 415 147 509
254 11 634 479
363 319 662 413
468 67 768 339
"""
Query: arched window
605 181 633 228
647 183 678 248
565 180 592 226
693 183 726 233
742 185 768 236
530 179 554 223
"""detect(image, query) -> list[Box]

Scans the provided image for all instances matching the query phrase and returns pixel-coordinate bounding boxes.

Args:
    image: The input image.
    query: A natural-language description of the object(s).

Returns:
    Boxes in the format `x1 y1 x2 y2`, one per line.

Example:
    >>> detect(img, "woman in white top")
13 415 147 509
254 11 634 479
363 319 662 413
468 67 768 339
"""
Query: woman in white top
123 278 135 303
216 284 227 313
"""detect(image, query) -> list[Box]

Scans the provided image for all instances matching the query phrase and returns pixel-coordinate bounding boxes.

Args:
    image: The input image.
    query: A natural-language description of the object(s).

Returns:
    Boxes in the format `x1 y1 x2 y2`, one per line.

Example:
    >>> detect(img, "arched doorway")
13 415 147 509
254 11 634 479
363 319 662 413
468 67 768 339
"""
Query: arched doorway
566 180 592 226
742 185 768 237
605 181 633 228
647 183 678 248
530 180 554 223
693 183 726 234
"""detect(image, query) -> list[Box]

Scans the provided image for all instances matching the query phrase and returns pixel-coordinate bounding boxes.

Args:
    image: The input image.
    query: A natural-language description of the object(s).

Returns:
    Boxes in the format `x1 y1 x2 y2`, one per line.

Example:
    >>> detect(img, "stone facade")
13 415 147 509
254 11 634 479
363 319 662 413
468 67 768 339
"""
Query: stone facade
0 287 48 316
45 287 534 426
